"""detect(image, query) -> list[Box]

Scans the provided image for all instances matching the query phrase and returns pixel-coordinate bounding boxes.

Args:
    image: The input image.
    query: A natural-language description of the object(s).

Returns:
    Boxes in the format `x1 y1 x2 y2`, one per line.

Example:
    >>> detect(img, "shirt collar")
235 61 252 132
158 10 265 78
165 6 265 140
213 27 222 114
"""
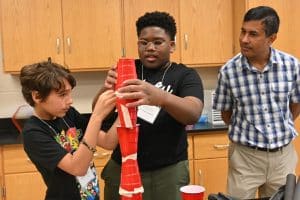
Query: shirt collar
240 47 277 72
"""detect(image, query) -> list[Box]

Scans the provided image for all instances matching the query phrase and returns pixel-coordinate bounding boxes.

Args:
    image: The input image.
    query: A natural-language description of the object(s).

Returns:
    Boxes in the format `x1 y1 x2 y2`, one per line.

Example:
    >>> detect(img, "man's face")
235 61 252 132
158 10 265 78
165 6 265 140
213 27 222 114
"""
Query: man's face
137 26 175 69
239 20 275 60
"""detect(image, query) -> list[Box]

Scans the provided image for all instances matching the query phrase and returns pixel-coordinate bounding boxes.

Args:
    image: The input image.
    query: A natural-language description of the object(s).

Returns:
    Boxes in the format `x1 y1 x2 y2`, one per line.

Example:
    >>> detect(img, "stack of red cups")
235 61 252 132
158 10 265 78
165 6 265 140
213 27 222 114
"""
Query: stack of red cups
115 58 144 200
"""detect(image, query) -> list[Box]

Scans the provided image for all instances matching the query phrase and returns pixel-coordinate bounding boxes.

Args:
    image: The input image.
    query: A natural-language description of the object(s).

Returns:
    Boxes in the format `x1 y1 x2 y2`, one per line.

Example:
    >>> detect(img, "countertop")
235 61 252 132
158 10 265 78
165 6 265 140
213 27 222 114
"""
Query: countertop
186 122 227 133
0 117 228 145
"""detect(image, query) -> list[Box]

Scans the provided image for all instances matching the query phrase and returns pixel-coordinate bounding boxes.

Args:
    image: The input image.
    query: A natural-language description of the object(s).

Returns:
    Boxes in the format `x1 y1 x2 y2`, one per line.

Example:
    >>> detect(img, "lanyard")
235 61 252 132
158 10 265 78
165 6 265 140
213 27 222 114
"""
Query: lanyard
141 62 172 84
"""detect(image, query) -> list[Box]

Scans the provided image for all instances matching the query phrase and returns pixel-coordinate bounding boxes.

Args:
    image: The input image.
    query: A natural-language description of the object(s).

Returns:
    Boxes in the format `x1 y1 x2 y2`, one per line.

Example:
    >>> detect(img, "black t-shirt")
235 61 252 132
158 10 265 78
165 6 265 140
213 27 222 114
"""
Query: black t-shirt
22 107 92 200
110 60 204 171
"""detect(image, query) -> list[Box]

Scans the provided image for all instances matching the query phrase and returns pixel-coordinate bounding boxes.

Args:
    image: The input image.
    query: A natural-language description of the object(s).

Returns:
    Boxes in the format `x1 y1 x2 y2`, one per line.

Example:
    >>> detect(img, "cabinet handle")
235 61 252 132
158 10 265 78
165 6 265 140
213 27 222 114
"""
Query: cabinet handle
66 37 71 54
1 186 6 198
184 34 188 50
121 48 125 57
56 38 60 54
93 152 111 158
213 144 229 150
198 169 203 185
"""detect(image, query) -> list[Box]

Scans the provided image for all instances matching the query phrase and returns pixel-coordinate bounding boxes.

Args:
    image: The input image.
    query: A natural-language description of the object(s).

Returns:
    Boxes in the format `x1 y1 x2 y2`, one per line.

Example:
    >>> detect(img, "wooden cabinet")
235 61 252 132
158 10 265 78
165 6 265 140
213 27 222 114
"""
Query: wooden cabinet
4 172 46 200
179 0 234 66
61 0 122 71
123 0 235 66
0 132 227 200
0 0 122 73
192 131 229 199
0 0 64 72
2 144 46 200
233 0 300 58
1 0 237 72
0 144 111 200
123 0 180 63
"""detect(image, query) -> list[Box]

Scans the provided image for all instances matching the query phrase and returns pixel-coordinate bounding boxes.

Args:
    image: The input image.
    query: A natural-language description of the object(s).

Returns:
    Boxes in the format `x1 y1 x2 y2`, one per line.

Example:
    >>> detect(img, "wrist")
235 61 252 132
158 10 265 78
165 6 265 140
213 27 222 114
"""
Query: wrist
81 138 97 153
90 112 104 123
158 90 168 108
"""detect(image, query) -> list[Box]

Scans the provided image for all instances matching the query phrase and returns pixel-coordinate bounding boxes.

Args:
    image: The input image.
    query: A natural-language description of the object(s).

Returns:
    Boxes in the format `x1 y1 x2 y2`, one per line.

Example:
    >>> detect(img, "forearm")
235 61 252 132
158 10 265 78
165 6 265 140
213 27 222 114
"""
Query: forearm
97 118 119 150
161 92 203 125
221 110 232 125
58 115 103 176
290 103 300 120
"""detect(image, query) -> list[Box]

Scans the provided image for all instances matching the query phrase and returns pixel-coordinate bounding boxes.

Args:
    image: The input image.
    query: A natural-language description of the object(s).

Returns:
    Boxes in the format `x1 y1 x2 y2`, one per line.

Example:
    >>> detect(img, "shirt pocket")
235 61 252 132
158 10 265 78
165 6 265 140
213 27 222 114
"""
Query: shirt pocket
271 81 293 102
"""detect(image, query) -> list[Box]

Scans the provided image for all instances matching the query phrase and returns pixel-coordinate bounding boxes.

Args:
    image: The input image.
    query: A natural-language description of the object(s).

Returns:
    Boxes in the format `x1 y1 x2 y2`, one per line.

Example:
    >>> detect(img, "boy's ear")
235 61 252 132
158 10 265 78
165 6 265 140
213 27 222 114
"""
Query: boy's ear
32 91 41 103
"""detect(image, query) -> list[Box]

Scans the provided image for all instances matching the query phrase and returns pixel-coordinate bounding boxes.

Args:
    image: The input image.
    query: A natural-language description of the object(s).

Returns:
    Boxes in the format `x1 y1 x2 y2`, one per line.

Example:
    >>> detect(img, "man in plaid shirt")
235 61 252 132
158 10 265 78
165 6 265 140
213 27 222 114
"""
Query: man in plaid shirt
213 6 300 199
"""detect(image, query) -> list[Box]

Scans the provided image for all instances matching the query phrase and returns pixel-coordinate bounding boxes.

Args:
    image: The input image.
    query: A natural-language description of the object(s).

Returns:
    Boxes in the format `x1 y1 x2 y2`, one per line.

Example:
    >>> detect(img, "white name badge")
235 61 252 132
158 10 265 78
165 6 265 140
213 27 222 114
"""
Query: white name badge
76 167 95 190
137 105 161 124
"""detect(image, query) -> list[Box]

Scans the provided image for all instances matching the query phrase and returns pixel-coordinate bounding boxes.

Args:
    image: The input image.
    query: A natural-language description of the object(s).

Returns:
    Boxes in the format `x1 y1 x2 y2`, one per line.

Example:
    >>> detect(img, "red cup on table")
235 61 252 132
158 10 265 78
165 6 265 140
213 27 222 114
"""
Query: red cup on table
180 185 205 200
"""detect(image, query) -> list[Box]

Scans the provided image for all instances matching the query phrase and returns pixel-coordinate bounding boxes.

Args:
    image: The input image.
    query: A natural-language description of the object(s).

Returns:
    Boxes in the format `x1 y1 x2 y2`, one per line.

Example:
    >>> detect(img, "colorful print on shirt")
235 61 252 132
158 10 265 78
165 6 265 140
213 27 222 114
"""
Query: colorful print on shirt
54 126 100 200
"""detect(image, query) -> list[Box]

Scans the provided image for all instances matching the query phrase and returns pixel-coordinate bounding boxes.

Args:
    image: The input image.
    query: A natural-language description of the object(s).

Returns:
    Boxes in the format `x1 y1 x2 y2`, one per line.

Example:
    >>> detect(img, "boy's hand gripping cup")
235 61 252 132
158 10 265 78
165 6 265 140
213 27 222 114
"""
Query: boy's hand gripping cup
115 58 137 128
180 185 205 200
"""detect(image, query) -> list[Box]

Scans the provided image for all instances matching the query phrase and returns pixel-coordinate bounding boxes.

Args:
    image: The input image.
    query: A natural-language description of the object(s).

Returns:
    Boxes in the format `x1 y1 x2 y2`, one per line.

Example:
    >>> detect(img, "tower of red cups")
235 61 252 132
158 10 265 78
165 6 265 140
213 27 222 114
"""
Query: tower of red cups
115 58 144 200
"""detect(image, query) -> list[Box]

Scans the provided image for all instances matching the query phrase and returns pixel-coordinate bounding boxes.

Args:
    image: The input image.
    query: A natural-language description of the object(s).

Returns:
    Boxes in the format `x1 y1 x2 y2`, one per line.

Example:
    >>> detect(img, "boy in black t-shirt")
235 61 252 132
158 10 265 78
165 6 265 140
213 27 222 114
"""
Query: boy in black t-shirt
20 60 118 200
94 11 204 200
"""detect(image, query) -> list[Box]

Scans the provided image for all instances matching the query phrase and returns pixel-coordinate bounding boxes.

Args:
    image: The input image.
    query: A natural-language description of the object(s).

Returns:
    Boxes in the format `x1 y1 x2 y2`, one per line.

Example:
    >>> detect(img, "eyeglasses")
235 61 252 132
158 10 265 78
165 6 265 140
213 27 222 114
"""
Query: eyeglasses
137 39 166 49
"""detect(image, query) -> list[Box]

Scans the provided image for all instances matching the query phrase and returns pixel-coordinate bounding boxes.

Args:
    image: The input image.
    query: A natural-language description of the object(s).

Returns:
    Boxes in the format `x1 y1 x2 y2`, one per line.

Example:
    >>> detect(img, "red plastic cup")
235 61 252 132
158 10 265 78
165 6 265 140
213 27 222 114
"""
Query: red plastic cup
116 98 137 128
117 126 139 156
115 58 137 128
180 185 205 200
116 58 137 90
120 159 142 190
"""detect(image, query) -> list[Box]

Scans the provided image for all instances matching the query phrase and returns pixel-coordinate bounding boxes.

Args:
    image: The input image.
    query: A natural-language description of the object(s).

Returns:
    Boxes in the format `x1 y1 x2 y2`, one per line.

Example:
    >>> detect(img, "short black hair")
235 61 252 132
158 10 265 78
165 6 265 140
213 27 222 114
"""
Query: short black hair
20 60 76 106
136 11 177 40
244 6 280 37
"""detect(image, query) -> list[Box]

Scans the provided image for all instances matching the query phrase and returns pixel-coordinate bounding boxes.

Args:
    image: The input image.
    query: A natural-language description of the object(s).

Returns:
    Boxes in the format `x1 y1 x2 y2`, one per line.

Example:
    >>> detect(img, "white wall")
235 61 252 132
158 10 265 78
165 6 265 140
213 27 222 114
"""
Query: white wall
0 66 218 118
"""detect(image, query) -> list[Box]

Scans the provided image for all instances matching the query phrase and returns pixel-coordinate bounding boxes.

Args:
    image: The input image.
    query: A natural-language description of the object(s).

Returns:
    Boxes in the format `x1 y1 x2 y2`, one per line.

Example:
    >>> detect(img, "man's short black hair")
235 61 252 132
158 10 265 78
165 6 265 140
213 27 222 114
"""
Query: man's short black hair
244 6 280 37
136 11 177 40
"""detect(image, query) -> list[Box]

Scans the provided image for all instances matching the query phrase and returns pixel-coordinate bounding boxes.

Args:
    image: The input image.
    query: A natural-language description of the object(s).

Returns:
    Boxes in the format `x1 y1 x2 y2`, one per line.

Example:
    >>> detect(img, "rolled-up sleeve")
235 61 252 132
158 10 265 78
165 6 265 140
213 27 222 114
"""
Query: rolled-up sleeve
213 70 233 111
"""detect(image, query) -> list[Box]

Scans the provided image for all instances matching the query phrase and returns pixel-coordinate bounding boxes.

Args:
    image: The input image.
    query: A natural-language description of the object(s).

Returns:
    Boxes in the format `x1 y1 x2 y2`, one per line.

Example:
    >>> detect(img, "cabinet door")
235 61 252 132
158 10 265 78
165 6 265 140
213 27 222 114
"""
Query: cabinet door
193 131 229 160
62 0 122 71
0 0 63 72
193 132 228 196
5 172 46 200
93 147 112 167
180 0 233 65
123 0 180 63
194 158 228 198
233 0 300 58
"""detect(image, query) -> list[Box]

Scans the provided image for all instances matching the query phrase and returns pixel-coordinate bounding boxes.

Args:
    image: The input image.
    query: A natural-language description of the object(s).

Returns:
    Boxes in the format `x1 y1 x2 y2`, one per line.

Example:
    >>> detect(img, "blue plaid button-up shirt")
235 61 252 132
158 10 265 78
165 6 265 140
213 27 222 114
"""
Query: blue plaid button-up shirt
213 48 300 149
